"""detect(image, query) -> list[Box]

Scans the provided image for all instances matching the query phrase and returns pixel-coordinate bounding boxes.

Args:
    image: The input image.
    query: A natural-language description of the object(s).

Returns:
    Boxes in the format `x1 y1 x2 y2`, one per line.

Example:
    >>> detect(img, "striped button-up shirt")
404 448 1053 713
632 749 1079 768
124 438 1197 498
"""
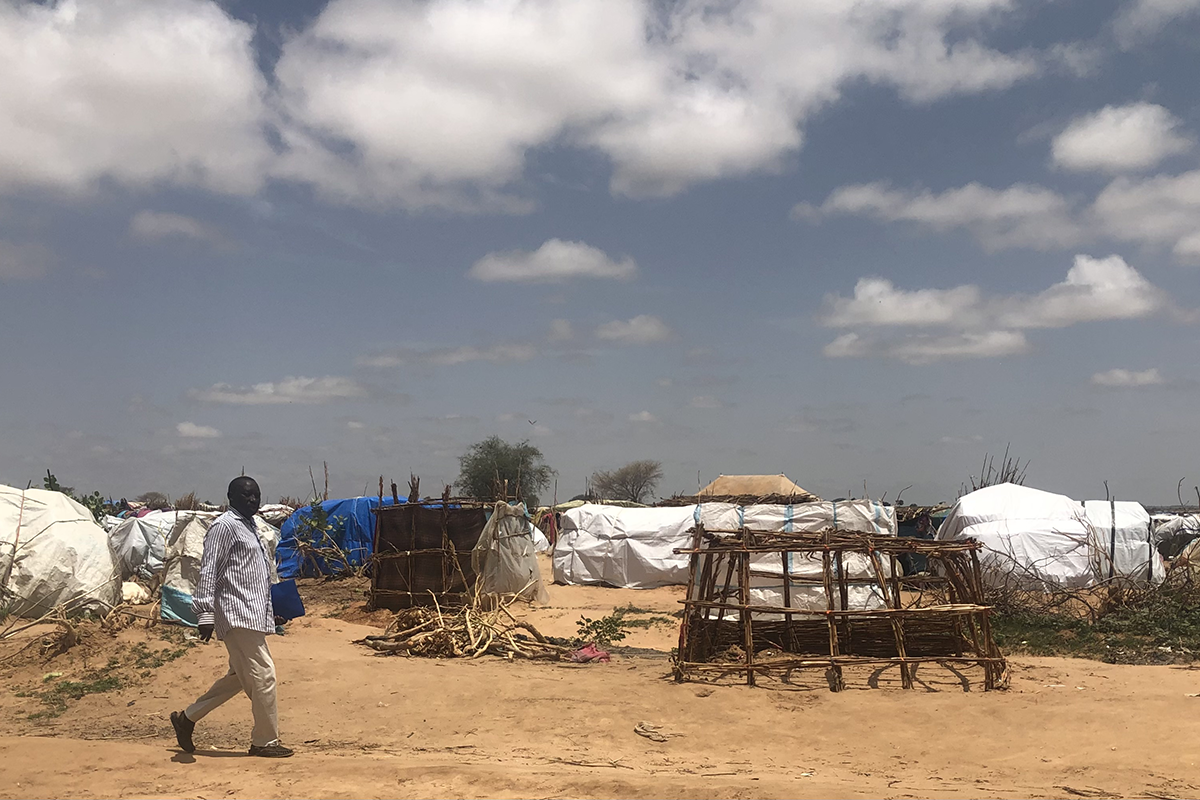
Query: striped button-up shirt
192 509 275 638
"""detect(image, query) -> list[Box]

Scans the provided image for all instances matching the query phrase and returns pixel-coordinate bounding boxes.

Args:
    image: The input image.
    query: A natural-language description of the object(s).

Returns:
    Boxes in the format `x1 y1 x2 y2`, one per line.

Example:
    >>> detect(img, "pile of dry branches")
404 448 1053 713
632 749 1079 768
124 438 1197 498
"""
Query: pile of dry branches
356 591 567 661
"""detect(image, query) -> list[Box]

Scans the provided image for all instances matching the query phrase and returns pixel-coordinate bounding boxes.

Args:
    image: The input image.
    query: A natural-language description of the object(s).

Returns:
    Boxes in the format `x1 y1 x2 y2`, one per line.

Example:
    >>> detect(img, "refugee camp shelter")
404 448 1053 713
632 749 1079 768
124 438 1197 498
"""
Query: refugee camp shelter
697 474 817 502
937 483 1162 590
108 509 178 581
553 499 896 589
1083 500 1162 584
1153 513 1200 558
370 500 488 609
1 484 120 618
675 526 1005 690
277 495 402 579
160 511 280 626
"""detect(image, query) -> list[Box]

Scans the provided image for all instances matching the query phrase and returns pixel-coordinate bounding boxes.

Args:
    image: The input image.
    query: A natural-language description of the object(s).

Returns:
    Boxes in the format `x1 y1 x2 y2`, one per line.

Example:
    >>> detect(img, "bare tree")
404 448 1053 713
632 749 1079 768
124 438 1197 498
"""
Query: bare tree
136 491 171 510
591 460 664 504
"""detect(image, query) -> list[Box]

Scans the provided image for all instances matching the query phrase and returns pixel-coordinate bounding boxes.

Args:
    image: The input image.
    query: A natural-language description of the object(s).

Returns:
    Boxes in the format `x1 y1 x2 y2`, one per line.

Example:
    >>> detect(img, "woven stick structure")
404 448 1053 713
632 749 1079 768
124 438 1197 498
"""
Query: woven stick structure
369 492 489 610
674 527 1007 691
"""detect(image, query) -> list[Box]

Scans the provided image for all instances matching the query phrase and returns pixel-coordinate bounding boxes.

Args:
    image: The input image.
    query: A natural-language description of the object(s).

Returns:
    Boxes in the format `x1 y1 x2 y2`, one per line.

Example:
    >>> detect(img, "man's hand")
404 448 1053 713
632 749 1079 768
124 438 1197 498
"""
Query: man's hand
198 623 214 642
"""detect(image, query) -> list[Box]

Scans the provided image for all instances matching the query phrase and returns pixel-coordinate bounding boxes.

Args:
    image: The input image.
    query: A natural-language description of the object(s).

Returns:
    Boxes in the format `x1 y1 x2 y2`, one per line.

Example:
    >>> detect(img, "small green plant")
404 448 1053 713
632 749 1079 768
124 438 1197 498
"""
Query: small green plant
294 500 358 577
130 641 191 670
43 469 70 495
575 609 633 648
28 663 123 719
574 605 677 648
78 491 106 523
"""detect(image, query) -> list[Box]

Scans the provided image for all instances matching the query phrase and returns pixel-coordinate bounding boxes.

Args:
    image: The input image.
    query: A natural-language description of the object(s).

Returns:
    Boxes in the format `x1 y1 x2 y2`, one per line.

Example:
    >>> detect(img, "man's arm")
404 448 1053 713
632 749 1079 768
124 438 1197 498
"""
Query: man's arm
192 520 233 631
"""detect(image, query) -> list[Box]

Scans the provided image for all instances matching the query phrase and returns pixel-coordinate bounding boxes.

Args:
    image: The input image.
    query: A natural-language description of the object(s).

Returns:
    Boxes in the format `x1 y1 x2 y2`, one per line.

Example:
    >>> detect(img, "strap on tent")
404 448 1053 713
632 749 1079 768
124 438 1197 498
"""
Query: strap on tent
1109 496 1117 580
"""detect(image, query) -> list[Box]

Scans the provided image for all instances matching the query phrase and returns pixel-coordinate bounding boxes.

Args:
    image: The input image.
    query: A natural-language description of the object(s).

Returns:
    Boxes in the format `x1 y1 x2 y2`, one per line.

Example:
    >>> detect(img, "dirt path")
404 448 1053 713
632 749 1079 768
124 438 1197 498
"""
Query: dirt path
2 575 1200 799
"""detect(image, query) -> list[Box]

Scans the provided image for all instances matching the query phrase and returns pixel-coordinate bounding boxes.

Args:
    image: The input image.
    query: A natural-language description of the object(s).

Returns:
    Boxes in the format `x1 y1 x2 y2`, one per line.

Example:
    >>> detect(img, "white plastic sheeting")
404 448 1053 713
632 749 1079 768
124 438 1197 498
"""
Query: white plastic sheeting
553 500 897 590
937 484 1162 590
160 511 280 625
530 521 551 554
697 546 892 617
0 485 120 618
1083 501 1163 584
697 501 896 537
1153 514 1200 555
108 510 176 580
937 484 1091 589
554 505 696 589
472 503 548 602
698 501 896 613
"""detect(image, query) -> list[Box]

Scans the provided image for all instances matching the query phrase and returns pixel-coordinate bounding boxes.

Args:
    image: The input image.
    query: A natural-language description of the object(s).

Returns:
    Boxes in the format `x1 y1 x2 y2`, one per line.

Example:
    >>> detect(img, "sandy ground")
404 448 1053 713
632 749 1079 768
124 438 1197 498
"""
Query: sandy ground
2 558 1200 799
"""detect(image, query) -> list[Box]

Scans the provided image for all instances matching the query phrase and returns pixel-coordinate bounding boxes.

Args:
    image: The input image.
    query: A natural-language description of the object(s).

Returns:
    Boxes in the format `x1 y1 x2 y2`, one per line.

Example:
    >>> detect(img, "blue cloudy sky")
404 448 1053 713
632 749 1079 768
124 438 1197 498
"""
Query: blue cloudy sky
2 0 1198 505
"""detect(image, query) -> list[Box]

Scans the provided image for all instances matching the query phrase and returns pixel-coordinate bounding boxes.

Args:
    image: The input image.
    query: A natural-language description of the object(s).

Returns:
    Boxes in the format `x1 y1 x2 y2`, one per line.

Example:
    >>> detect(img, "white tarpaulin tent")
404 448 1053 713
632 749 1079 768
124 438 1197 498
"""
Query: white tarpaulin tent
1153 514 1200 557
554 505 697 589
697 500 896 613
937 484 1162 589
472 503 549 602
160 511 280 626
108 510 177 580
0 485 120 618
1083 500 1163 584
553 500 897 589
937 484 1091 589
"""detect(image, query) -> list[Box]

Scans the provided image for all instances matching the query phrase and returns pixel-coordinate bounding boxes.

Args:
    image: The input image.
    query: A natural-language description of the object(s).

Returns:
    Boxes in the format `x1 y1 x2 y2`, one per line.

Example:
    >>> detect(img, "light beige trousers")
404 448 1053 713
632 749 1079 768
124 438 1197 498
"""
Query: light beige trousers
185 627 279 747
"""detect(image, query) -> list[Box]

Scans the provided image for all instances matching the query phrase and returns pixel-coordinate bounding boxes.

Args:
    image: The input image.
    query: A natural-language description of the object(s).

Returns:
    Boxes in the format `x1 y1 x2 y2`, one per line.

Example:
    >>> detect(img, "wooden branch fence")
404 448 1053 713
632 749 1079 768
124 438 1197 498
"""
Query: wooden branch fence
674 527 1007 691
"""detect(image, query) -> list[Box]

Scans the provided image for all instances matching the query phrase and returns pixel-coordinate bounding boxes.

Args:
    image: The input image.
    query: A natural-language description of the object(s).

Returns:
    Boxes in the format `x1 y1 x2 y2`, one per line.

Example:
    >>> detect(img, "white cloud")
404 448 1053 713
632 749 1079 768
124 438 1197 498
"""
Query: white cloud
0 241 53 280
798 182 1082 250
346 420 365 429
824 279 982 328
426 344 538 366
629 410 658 423
824 255 1167 332
595 315 672 345
176 421 221 438
0 0 270 196
689 395 726 409
0 0 1049 209
357 343 537 368
547 319 574 342
1114 0 1200 48
822 330 1029 365
997 254 1168 328
190 376 367 405
469 239 636 283
1091 367 1165 387
129 211 221 243
272 0 1040 207
1090 169 1200 263
820 254 1176 364
1052 103 1193 173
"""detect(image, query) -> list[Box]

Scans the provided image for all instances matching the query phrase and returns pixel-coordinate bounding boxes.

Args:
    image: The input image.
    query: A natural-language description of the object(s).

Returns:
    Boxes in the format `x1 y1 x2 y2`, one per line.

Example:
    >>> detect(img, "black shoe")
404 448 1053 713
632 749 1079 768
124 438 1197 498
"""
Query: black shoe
170 710 195 753
248 743 294 758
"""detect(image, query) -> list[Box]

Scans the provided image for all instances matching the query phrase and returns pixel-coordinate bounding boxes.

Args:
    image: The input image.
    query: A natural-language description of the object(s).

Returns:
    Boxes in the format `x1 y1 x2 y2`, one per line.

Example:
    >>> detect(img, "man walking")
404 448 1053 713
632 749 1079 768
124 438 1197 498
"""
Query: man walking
170 476 293 758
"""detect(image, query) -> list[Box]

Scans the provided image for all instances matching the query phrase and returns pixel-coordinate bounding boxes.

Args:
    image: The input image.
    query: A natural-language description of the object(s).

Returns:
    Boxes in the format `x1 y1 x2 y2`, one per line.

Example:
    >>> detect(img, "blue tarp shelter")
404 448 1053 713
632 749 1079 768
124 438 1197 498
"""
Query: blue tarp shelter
277 496 404 578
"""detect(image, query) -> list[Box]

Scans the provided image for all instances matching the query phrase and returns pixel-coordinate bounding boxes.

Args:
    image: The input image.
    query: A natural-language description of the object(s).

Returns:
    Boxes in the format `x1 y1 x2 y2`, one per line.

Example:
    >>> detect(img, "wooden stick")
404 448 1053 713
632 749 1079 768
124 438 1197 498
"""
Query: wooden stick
738 543 755 687
821 534 844 691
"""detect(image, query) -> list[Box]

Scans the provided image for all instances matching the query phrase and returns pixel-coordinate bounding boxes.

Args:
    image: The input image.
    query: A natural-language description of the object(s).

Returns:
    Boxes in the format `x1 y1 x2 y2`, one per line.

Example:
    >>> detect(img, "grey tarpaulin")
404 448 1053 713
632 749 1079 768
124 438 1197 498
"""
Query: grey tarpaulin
471 502 548 602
